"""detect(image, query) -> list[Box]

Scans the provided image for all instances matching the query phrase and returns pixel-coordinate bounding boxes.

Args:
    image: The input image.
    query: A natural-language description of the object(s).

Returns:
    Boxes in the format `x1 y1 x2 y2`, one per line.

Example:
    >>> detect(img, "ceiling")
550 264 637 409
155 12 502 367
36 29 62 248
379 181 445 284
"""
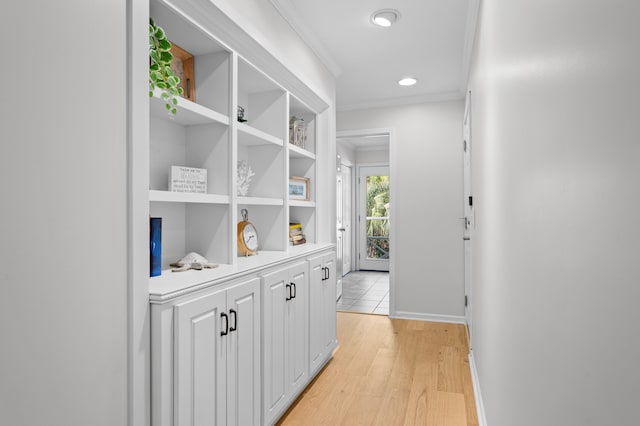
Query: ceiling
338 135 389 151
270 0 479 111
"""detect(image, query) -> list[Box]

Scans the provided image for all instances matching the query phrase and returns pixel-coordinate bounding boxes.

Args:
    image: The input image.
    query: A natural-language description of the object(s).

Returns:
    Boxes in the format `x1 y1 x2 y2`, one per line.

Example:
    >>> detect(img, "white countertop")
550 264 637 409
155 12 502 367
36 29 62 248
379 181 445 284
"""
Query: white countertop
149 243 335 303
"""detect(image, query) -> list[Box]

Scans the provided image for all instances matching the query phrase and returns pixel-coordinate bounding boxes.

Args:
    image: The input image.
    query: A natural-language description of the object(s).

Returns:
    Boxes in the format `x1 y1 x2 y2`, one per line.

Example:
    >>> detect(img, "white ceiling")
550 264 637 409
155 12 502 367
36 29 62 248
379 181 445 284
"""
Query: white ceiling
271 0 478 111
338 135 389 151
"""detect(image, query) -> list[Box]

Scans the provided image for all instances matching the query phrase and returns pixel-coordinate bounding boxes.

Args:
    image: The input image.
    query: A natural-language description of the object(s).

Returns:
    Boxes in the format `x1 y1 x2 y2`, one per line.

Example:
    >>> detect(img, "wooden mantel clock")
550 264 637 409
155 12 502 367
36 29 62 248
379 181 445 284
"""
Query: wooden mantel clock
237 208 258 256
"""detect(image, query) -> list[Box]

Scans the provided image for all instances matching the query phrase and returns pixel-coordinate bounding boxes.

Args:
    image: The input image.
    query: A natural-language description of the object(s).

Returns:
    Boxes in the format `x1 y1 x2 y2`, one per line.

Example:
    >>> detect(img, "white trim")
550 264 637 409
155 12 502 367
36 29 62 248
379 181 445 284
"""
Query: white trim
336 128 396 316
461 0 481 90
128 0 150 425
338 90 464 112
468 350 488 426
391 311 466 324
269 0 342 77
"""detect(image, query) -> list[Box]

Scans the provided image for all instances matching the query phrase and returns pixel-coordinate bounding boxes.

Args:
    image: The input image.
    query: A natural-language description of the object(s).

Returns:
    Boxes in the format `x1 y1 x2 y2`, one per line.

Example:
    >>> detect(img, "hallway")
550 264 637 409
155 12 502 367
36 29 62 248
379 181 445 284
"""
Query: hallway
337 271 389 315
278 312 478 425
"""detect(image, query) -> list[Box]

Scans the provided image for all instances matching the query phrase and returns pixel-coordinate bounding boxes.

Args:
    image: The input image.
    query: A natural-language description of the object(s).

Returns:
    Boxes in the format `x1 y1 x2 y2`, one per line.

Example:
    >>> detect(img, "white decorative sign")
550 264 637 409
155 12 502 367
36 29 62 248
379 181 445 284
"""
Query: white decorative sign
170 166 207 193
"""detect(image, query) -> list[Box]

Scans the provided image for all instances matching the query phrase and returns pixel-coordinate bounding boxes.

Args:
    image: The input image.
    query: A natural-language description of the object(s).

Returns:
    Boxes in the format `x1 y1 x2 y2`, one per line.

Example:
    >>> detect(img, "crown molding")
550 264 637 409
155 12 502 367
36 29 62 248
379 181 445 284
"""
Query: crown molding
269 0 343 77
337 90 465 112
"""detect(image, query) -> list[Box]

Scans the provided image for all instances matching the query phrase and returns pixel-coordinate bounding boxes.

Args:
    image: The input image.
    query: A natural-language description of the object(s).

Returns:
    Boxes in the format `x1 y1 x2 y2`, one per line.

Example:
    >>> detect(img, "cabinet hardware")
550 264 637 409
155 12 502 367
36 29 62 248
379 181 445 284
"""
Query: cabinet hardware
285 283 292 301
220 312 229 336
229 309 237 332
290 282 296 299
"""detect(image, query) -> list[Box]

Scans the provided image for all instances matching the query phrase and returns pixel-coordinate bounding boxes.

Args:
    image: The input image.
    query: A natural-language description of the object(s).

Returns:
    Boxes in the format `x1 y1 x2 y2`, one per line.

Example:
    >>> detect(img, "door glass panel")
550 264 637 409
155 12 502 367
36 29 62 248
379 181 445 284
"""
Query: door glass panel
366 175 389 260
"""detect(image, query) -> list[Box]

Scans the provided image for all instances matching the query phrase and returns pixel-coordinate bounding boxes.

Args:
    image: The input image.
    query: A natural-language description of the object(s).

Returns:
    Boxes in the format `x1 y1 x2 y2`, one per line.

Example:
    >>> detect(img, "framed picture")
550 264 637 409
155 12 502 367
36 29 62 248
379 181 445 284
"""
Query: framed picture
289 176 310 201
170 42 195 102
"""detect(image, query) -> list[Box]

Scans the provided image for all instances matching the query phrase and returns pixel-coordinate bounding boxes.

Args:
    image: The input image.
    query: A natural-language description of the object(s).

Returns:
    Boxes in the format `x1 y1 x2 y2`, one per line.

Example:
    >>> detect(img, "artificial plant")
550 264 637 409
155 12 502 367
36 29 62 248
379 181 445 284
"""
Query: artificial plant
149 18 183 115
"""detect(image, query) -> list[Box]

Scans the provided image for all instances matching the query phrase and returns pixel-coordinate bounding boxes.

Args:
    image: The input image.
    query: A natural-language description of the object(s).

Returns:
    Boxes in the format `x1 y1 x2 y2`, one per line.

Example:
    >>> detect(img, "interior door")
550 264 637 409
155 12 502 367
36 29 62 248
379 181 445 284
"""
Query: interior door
336 170 343 300
463 91 473 344
358 165 390 271
341 163 353 275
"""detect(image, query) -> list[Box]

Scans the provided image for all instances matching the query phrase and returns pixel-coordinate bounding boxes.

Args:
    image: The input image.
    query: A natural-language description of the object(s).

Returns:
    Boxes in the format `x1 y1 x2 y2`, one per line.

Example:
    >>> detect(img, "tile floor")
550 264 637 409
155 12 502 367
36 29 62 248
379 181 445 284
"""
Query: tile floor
337 271 389 315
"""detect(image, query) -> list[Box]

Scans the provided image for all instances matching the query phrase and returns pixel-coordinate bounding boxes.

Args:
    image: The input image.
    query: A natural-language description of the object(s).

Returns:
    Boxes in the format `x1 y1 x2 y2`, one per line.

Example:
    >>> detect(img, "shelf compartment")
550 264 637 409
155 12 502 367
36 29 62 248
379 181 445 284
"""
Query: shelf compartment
151 90 229 126
288 200 316 208
288 144 316 160
289 94 316 155
237 122 283 147
237 196 284 206
151 1 231 115
237 205 286 252
150 202 231 267
289 206 316 245
150 190 230 204
150 119 229 195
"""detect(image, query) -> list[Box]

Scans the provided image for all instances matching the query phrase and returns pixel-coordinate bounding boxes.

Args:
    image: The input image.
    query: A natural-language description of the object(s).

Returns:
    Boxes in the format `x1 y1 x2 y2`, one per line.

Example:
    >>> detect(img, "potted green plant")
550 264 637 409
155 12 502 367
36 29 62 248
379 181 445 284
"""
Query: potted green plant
149 18 183 115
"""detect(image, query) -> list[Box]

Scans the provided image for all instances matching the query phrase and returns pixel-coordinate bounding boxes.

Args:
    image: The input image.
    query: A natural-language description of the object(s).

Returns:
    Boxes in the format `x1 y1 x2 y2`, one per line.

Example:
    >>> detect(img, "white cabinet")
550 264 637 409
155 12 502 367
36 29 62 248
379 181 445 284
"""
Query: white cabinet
262 262 309 425
153 277 261 426
308 252 337 376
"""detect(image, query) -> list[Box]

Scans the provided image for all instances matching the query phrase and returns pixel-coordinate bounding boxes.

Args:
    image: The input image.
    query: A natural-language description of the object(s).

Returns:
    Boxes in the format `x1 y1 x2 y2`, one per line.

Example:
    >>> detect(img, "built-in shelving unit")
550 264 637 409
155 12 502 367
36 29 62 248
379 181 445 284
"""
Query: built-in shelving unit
147 2 336 425
148 0 326 286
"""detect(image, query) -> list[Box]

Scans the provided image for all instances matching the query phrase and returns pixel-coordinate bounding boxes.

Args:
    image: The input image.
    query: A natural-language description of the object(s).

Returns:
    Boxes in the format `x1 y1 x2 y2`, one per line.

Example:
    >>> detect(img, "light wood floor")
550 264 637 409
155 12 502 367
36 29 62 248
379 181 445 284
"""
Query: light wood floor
277 312 478 426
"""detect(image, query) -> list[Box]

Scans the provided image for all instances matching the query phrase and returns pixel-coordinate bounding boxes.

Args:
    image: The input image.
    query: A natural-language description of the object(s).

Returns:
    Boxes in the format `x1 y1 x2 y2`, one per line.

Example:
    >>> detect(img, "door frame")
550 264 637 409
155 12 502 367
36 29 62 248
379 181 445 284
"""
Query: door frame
336 127 397 317
340 158 354 277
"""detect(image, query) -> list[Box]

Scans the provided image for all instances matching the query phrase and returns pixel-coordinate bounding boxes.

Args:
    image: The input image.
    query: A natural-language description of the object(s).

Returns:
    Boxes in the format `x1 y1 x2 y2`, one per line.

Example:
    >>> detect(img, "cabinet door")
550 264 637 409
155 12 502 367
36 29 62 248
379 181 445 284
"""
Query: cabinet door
174 290 227 426
262 268 289 423
226 278 261 426
287 262 309 395
308 254 325 374
323 253 337 352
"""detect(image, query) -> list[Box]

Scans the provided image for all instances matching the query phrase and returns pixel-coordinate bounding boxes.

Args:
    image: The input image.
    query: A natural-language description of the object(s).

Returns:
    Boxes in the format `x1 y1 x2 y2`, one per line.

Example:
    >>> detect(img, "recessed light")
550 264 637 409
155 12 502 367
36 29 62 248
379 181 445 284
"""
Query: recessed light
398 77 417 86
371 9 400 27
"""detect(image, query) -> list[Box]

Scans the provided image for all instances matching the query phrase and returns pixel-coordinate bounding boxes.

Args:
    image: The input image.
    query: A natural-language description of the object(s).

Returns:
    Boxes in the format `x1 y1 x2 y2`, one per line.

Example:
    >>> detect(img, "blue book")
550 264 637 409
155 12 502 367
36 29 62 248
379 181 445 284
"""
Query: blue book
150 217 162 277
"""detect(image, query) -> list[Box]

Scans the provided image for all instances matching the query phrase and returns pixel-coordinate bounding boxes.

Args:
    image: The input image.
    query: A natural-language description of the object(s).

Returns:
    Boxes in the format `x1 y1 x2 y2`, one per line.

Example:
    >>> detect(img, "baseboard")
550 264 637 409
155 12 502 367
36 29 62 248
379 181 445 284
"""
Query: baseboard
468 350 488 426
390 310 466 324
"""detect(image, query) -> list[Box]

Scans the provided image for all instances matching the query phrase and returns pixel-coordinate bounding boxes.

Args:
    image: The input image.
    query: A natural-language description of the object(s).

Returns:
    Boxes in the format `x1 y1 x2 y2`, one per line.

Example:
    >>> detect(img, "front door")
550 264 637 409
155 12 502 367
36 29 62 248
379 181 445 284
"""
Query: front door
358 165 390 271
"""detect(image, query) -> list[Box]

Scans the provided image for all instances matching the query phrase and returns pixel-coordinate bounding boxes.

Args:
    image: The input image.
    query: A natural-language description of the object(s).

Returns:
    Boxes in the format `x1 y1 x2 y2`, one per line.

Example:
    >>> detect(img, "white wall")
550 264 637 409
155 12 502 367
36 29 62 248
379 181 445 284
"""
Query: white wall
338 101 464 318
337 142 356 166
0 1 129 425
468 0 640 425
357 148 389 164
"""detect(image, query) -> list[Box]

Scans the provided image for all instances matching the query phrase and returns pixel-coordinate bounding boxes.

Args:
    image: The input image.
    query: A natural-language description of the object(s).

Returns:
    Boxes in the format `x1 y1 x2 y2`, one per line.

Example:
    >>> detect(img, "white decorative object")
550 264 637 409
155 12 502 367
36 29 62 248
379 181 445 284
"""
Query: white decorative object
237 160 255 196
289 116 307 148
170 166 207 193
169 252 218 272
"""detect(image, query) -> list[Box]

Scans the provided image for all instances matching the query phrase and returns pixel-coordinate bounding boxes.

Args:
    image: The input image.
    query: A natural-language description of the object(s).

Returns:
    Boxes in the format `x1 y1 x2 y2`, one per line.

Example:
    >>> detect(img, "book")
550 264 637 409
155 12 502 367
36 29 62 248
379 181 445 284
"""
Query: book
150 217 162 277
292 237 306 246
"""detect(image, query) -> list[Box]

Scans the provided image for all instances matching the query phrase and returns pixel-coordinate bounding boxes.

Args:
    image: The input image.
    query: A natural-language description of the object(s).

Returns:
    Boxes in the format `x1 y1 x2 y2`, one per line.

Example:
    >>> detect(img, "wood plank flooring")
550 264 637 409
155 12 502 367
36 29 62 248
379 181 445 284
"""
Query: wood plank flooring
277 312 478 426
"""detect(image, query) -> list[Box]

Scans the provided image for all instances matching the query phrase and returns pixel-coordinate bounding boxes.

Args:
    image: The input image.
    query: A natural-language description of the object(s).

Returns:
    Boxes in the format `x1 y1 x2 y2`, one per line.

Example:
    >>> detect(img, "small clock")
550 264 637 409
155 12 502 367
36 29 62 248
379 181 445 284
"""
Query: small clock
237 208 258 256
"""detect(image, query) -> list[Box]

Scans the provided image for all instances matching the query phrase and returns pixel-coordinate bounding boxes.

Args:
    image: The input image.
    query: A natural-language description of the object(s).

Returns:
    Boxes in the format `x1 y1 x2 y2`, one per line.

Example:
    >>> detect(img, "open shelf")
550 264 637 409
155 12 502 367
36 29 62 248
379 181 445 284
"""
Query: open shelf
237 122 283 147
151 90 229 126
288 200 316 208
149 190 230 204
237 196 284 206
288 144 316 160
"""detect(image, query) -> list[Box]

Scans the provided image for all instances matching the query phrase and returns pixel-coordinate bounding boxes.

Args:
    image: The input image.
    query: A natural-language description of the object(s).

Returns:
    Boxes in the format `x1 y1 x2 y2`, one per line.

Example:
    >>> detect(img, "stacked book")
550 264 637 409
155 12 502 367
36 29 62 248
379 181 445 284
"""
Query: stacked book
289 223 306 246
